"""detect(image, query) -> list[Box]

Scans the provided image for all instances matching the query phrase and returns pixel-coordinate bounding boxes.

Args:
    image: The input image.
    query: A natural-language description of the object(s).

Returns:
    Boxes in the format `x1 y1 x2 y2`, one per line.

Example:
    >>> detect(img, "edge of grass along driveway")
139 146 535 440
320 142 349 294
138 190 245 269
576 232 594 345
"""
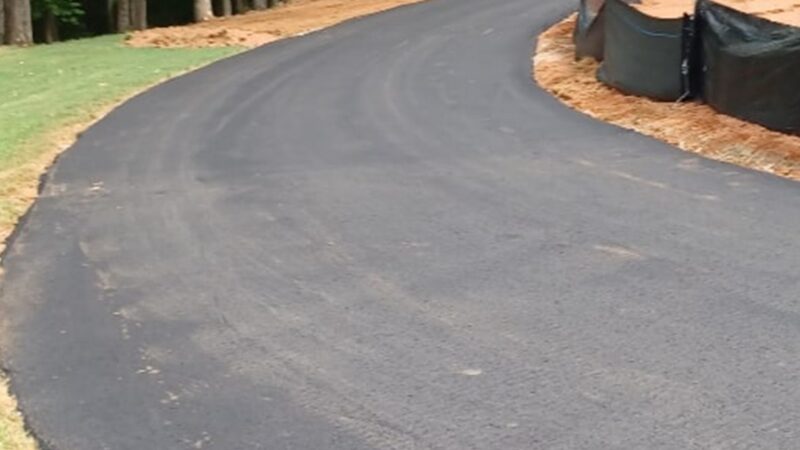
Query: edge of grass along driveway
0 35 239 450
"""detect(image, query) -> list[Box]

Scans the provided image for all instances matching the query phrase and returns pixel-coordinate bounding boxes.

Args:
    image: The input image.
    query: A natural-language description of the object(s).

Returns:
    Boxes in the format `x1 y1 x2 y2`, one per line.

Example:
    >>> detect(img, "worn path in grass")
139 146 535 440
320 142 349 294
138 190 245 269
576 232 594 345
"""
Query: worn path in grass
3 0 800 448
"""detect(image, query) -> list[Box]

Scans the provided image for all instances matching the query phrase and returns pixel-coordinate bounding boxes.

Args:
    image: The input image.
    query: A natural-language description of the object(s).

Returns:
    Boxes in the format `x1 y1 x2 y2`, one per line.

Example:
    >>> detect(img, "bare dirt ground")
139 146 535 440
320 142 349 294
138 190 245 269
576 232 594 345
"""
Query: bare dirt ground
533 15 800 181
635 0 800 25
128 0 426 48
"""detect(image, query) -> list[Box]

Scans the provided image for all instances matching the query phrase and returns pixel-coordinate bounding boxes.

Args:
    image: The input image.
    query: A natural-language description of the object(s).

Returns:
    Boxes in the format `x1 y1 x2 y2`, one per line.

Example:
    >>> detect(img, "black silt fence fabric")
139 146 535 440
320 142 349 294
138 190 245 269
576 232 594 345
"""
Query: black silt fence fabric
697 0 800 134
598 0 693 101
574 0 606 60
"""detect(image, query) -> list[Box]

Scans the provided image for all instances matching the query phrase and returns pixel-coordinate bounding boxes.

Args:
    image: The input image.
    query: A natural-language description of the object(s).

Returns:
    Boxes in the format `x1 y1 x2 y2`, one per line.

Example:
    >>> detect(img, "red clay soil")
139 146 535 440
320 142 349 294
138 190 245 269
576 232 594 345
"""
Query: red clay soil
127 0 426 48
634 0 800 25
533 15 800 181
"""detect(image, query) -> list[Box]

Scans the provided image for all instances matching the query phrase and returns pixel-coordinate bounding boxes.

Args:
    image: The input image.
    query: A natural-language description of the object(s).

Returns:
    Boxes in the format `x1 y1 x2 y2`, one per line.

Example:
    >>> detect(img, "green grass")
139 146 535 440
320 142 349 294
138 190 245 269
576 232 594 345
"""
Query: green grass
0 35 240 450
1 379 35 450
0 34 238 169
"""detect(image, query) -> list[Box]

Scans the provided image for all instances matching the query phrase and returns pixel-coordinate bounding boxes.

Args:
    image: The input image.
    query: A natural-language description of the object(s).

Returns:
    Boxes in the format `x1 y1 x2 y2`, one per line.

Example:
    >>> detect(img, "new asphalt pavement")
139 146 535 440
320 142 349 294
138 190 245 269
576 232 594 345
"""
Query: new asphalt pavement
3 0 800 448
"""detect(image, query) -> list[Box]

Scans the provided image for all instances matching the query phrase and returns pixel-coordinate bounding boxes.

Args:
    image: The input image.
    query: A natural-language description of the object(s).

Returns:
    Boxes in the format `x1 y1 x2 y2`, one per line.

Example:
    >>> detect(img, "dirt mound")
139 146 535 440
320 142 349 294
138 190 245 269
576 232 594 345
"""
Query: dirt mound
534 15 800 180
127 0 425 48
127 26 272 48
633 0 800 25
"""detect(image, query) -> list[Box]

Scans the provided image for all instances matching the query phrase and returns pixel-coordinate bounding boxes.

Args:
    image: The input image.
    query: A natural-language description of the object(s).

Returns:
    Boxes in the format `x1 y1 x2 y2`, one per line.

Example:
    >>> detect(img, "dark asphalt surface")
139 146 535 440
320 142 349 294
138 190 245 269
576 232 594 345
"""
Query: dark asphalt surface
3 0 800 448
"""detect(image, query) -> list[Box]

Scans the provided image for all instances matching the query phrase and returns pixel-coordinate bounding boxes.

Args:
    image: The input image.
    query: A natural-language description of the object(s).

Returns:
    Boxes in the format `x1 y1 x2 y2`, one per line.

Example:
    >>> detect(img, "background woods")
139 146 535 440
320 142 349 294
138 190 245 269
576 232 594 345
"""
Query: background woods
2 0 289 45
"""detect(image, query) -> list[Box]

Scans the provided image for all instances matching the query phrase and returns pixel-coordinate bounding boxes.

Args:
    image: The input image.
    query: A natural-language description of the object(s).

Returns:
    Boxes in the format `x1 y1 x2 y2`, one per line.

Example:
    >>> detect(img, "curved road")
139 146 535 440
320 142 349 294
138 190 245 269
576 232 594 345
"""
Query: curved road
4 0 800 448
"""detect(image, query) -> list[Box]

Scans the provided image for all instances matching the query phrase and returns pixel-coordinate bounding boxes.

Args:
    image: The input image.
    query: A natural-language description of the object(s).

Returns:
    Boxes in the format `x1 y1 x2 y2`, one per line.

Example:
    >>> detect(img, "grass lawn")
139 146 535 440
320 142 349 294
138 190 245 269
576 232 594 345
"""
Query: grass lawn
0 34 240 450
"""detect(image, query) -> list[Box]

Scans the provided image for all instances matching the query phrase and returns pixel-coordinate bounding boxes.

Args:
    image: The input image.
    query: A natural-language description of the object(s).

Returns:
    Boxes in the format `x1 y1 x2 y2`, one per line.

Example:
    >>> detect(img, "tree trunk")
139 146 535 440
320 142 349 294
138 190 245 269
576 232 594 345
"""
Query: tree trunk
252 0 267 10
43 8 58 43
0 0 5 44
220 0 231 16
233 0 246 14
267 0 276 8
130 0 146 30
194 0 214 22
116 0 130 32
4 0 33 45
107 0 115 34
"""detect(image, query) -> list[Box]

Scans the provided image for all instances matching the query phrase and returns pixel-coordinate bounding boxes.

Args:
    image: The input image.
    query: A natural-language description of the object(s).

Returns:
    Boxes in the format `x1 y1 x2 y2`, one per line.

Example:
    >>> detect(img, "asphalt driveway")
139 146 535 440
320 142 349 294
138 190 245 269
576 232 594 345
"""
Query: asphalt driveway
3 0 800 448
